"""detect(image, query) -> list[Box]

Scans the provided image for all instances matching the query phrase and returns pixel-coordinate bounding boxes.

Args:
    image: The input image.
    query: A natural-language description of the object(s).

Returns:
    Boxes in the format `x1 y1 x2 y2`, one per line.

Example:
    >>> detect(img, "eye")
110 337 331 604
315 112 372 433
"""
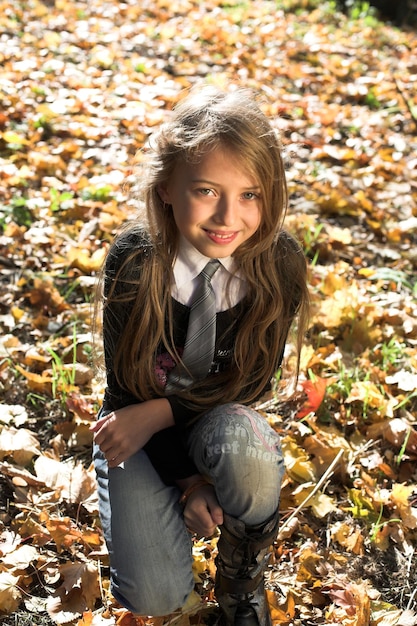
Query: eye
242 191 260 200
198 188 214 196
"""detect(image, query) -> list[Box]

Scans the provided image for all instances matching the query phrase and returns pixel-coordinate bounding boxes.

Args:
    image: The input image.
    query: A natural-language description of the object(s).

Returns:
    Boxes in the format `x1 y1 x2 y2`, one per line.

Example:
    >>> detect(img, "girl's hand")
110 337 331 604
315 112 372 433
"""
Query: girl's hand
183 484 224 538
91 399 173 468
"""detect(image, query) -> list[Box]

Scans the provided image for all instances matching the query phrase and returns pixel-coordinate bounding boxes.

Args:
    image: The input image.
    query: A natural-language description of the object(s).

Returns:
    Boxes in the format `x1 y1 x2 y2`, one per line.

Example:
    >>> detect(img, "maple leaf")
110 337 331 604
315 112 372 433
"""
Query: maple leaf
296 377 329 418
0 571 22 613
266 589 295 624
0 425 40 465
390 483 417 529
34 455 98 511
46 562 101 624
1 544 39 570
1 0 417 622
281 435 317 483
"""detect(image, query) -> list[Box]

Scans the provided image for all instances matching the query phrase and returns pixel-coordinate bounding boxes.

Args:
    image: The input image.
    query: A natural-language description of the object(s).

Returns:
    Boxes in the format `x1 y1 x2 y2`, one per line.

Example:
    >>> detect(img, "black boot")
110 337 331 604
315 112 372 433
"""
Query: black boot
215 511 279 626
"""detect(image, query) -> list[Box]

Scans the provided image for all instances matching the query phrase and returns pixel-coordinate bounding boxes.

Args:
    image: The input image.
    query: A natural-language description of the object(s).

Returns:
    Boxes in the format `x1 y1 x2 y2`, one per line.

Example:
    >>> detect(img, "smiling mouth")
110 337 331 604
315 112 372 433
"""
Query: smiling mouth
205 230 237 240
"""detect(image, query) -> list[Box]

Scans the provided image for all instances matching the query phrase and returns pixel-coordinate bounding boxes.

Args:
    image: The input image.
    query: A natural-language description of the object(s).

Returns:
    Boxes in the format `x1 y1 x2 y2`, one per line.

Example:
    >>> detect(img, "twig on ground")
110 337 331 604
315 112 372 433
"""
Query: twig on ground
279 449 344 535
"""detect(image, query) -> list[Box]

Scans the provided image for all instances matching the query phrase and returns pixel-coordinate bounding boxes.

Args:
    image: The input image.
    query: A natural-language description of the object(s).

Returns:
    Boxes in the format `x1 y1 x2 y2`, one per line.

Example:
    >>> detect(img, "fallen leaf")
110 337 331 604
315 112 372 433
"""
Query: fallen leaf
2 544 39 570
0 426 41 465
266 589 295 624
281 436 317 483
0 571 22 613
385 370 417 392
390 484 417 529
0 405 28 426
34 456 98 510
296 377 329 418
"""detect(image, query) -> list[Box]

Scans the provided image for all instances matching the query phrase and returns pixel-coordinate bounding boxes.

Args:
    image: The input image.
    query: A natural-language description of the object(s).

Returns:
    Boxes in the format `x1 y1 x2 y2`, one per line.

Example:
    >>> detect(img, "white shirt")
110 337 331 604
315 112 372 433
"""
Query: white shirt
171 236 247 312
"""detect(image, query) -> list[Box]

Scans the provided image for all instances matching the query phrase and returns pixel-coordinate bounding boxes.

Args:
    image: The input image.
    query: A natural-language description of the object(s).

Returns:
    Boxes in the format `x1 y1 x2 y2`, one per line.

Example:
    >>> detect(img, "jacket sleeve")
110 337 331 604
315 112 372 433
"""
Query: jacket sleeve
101 229 199 483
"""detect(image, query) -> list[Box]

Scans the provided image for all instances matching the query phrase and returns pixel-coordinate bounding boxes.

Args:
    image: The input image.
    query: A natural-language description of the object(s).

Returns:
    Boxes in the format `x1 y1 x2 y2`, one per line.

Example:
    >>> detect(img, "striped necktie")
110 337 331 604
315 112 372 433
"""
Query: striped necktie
167 259 221 390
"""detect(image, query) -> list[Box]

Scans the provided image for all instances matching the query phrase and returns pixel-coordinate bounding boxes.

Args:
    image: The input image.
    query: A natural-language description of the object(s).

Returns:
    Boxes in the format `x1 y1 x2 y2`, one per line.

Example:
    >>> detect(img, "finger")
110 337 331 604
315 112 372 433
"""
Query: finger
90 413 113 432
184 508 217 537
197 521 217 537
108 455 123 468
186 520 216 538
205 492 224 526
104 447 123 467
209 503 224 526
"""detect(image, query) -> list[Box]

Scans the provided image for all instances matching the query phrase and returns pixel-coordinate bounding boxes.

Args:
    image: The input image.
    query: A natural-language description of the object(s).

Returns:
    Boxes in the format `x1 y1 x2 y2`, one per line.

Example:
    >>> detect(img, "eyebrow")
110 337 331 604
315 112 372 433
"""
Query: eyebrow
191 178 261 190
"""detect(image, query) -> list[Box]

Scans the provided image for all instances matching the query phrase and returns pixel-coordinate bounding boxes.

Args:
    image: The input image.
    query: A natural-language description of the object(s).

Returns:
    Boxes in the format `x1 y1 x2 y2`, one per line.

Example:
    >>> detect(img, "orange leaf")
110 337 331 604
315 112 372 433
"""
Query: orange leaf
296 377 328 418
14 364 54 395
76 612 93 626
266 589 296 624
42 515 84 552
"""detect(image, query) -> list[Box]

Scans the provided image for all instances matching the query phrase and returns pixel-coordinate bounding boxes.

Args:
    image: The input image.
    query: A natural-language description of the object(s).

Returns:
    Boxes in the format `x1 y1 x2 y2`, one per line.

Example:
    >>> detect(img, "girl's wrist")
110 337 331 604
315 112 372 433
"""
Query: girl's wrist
179 478 211 507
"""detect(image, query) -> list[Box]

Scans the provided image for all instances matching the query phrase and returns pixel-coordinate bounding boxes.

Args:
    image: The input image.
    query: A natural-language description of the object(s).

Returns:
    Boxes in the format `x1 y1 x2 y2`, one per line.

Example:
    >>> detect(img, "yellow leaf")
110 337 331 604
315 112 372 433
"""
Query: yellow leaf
316 282 359 328
90 46 115 69
309 492 337 518
67 246 107 273
346 381 387 409
327 225 352 245
266 589 295 624
11 305 25 321
281 436 317 483
1 130 29 145
14 364 54 395
41 514 84 552
331 522 364 554
0 571 22 613
390 484 417 529
296 548 323 584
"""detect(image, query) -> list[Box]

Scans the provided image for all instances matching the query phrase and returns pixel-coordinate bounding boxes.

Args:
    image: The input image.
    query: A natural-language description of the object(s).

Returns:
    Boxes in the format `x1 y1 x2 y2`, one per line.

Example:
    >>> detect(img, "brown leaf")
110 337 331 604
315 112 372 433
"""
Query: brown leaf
34 456 98 511
390 484 417 529
47 562 100 624
367 419 417 455
266 589 296 624
0 572 22 614
326 581 371 625
0 426 41 465
41 514 85 552
2 544 39 570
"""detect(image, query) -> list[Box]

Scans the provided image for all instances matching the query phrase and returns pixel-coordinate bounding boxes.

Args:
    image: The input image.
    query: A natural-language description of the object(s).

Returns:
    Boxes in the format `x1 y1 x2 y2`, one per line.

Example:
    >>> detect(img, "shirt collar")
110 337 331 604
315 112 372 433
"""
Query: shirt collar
173 236 240 289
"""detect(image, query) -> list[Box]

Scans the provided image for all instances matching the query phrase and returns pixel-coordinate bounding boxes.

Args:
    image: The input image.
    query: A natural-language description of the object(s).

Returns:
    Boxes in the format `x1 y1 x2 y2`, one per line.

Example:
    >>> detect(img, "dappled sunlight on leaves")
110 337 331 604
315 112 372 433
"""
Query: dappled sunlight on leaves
1 0 417 624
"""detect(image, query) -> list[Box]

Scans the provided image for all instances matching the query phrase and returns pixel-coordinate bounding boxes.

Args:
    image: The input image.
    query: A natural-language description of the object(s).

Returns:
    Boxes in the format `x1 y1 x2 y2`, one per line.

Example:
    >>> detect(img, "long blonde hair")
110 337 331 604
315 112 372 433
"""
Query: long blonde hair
102 86 310 408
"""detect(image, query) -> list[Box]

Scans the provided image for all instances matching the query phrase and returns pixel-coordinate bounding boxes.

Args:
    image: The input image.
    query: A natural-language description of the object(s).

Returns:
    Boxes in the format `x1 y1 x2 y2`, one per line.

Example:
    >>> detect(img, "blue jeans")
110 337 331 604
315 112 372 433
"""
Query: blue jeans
93 402 284 616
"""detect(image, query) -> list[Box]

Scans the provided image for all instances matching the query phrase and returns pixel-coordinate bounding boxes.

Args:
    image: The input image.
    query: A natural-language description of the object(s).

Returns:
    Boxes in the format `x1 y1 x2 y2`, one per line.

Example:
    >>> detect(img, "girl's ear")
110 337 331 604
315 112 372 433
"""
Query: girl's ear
157 183 170 204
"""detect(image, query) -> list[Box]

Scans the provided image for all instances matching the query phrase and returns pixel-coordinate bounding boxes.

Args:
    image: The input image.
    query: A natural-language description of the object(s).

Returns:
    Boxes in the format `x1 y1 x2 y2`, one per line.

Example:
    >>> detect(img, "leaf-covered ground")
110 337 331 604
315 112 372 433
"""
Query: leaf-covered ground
1 1 417 624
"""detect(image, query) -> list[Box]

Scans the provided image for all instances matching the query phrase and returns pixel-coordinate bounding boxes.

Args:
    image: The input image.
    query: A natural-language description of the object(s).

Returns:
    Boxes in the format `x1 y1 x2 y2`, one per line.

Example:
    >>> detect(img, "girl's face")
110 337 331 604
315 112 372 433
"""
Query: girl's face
158 147 261 258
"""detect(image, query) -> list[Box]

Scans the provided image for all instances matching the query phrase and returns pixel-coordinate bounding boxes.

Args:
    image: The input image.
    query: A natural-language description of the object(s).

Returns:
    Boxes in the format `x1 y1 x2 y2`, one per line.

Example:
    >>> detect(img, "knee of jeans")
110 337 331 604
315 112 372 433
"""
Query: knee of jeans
112 575 192 616
218 440 284 492
201 404 282 467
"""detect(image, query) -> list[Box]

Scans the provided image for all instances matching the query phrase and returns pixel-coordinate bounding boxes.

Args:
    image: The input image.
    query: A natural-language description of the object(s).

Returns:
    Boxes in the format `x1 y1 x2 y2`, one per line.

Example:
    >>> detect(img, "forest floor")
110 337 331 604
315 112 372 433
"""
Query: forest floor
0 1 417 625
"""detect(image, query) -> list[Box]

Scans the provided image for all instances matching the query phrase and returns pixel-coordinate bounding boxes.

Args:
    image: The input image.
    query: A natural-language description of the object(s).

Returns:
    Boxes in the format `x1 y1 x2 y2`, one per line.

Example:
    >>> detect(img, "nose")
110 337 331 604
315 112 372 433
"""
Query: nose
214 195 237 226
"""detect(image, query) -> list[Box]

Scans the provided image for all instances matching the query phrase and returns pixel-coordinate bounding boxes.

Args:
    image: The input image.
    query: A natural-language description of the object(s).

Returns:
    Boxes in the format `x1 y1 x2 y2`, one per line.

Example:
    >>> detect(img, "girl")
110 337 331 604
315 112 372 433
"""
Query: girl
92 85 309 626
